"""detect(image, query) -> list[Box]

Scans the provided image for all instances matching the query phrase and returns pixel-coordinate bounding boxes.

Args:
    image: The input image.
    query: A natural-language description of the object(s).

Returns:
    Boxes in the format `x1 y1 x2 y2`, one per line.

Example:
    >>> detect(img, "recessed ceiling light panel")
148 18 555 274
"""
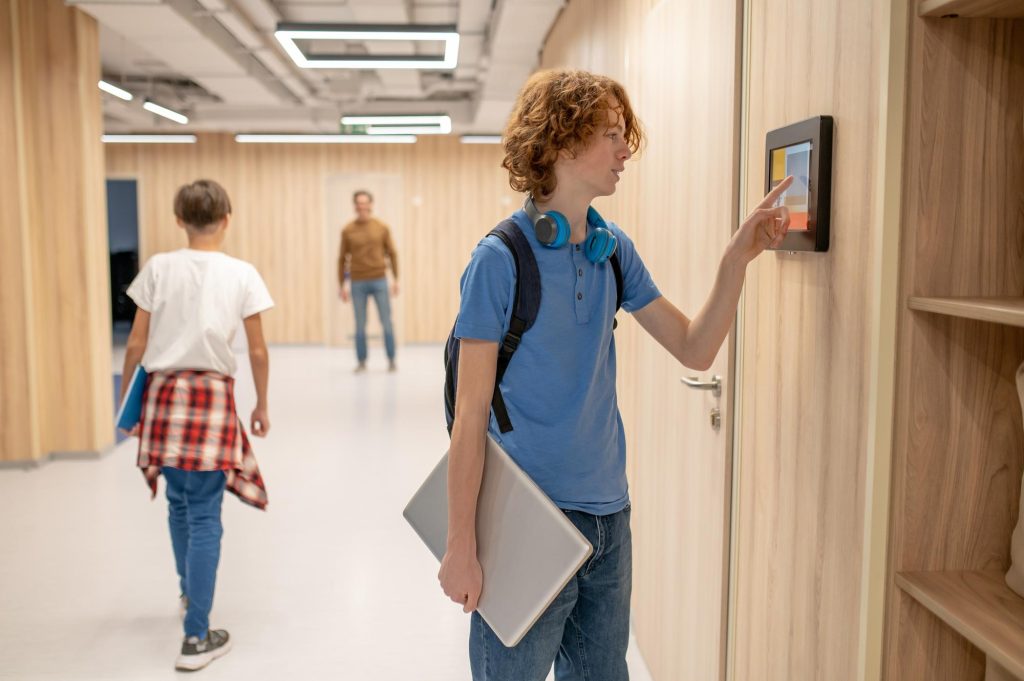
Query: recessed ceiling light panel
275 23 459 70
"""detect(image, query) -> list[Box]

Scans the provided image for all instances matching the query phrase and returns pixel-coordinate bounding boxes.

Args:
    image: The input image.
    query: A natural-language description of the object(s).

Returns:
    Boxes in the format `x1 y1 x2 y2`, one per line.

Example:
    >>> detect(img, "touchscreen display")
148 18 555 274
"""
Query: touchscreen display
770 140 811 231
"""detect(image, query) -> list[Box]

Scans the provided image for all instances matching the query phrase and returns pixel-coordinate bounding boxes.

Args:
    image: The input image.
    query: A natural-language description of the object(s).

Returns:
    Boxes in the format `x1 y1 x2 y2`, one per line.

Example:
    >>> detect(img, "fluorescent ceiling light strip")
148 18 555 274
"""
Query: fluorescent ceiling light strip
98 80 133 101
143 101 188 125
341 115 448 125
365 125 448 135
234 134 417 144
102 135 196 143
460 135 503 144
342 115 452 135
274 25 458 70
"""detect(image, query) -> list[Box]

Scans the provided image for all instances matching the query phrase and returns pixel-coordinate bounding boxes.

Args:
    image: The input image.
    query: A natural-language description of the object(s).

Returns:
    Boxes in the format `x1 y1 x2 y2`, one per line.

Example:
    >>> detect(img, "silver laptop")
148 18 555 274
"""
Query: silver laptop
403 435 593 647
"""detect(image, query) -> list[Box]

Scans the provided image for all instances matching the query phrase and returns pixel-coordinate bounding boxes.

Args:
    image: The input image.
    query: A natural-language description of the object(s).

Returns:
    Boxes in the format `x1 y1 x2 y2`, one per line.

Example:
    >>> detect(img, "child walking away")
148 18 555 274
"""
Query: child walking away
119 179 274 672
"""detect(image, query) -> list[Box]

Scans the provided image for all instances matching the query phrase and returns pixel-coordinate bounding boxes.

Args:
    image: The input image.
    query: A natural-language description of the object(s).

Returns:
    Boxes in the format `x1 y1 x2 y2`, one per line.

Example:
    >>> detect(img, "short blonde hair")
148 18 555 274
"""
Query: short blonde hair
502 69 644 199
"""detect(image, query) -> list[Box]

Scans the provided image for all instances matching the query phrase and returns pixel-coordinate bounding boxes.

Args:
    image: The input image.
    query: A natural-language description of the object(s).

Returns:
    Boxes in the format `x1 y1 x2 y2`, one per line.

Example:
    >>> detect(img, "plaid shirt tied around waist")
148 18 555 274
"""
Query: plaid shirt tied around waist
137 370 268 510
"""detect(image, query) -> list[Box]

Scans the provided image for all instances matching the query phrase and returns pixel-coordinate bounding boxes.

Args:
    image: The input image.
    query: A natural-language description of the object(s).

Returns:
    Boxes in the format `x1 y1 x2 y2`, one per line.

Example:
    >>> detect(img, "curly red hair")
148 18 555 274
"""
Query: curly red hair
501 69 644 199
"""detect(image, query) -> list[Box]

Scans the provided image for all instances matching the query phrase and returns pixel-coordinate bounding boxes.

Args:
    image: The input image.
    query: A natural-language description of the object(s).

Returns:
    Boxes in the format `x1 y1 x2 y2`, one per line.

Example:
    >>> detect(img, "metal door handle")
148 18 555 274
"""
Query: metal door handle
680 375 722 397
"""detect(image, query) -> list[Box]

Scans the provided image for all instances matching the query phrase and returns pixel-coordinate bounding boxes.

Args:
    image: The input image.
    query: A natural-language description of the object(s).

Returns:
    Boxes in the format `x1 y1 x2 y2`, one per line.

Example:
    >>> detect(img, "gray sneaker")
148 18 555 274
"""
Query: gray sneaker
175 629 231 672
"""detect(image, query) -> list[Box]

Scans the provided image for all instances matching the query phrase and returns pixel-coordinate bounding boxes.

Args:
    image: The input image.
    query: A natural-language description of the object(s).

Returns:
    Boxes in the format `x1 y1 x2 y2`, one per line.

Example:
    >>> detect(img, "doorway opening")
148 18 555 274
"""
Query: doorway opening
107 178 140 345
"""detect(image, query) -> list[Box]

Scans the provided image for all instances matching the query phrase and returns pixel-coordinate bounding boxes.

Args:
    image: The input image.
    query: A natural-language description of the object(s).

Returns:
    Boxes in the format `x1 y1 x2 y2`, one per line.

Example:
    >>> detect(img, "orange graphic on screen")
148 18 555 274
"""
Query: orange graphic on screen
770 142 811 231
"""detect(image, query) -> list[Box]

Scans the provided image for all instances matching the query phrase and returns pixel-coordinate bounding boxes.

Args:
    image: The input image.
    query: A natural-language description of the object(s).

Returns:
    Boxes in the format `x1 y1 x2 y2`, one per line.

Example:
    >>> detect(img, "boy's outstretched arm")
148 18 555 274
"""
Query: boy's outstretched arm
633 176 794 370
243 313 270 437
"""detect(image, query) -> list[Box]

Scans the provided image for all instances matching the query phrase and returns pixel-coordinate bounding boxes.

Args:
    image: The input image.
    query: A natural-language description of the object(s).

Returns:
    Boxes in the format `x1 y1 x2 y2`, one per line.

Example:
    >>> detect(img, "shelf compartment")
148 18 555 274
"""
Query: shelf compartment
897 571 1024 679
908 297 1024 327
919 0 1024 17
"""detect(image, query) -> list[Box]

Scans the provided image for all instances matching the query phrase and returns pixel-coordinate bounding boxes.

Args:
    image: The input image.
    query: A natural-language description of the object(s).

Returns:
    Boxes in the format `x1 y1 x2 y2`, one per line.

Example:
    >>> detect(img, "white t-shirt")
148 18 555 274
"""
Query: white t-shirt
126 249 274 376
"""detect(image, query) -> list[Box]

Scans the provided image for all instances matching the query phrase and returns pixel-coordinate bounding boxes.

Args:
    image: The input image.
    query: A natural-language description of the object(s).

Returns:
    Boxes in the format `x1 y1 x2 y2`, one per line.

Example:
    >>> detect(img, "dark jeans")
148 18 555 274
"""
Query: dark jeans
470 505 632 681
163 467 227 639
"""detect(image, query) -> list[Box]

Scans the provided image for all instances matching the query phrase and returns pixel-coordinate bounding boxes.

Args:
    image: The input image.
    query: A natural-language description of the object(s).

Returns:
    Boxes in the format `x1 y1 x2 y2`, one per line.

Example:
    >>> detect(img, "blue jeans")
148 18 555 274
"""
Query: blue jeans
351 277 395 363
163 467 227 639
470 505 632 681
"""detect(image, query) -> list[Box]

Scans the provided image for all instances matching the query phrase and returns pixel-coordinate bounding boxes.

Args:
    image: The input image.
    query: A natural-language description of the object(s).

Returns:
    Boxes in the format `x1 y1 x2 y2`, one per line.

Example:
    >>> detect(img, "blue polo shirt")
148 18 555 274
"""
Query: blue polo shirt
454 210 661 514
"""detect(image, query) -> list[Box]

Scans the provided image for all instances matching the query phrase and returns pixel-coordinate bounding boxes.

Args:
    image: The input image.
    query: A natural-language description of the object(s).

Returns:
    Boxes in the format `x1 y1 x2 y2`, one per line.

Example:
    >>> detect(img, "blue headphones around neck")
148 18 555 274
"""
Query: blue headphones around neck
523 196 618 264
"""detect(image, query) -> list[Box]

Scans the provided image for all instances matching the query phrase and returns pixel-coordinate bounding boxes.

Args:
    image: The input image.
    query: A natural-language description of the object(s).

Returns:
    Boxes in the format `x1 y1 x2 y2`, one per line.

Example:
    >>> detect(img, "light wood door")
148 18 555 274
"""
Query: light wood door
616 2 741 679
324 173 405 352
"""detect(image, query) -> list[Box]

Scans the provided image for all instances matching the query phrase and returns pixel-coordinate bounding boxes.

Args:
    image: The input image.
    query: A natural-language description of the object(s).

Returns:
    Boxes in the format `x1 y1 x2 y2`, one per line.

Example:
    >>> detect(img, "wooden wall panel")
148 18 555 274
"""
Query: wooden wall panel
16 0 112 456
882 14 1024 681
733 0 896 679
543 1 741 679
105 135 519 344
0 0 111 462
0 0 40 461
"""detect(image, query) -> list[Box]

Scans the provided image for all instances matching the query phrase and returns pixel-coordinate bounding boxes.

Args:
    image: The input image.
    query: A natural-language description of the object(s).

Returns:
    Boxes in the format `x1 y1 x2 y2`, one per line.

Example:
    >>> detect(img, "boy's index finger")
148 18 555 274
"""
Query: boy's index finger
759 175 794 209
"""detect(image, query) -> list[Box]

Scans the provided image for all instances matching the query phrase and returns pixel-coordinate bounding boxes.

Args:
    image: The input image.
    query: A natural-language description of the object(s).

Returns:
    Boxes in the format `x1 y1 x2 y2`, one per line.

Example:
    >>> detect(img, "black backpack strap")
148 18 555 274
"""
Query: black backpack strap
609 251 623 311
486 219 541 433
610 251 623 330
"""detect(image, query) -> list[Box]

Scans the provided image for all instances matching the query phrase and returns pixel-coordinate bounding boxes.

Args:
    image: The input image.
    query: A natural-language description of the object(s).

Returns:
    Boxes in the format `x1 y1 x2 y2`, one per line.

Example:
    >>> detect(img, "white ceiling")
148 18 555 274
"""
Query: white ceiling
66 0 567 134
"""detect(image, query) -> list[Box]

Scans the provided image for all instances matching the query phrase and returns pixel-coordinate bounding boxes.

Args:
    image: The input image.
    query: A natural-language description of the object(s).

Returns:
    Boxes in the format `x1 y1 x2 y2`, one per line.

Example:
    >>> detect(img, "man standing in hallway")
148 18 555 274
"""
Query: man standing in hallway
338 190 399 372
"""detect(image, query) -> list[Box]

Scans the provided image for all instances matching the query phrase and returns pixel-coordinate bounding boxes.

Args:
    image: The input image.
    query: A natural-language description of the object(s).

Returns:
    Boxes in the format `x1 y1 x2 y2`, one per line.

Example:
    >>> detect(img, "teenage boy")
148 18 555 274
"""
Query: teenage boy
120 178 274 672
439 69 793 680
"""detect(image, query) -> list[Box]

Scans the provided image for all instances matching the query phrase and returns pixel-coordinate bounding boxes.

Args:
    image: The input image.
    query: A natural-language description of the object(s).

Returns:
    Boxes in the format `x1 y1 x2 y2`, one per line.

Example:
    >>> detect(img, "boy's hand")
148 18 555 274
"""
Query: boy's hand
250 408 270 437
340 284 350 303
731 175 794 264
118 424 141 438
439 547 483 613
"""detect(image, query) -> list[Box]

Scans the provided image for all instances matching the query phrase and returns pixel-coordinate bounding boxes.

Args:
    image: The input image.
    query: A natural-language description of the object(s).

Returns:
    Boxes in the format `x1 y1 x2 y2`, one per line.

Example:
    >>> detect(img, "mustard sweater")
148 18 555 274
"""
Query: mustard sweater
338 218 398 282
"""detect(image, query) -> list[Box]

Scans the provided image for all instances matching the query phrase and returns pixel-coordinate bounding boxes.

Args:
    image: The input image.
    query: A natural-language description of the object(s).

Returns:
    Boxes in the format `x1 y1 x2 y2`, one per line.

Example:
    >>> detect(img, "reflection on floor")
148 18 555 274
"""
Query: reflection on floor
0 345 653 681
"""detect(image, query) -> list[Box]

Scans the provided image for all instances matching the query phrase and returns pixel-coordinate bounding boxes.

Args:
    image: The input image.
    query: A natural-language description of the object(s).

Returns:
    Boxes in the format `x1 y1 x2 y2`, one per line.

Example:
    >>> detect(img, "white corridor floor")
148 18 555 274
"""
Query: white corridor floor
0 345 653 681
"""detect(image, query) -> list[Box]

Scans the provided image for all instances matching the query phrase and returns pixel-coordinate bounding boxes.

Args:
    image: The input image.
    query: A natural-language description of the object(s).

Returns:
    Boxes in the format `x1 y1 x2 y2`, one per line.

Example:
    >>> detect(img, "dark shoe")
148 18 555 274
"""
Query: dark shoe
175 629 231 671
388 361 397 372
353 363 367 373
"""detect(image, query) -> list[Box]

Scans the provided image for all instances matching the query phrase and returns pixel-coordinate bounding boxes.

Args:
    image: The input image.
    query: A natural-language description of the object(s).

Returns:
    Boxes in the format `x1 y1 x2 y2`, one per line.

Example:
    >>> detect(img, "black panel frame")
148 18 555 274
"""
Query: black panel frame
764 115 833 253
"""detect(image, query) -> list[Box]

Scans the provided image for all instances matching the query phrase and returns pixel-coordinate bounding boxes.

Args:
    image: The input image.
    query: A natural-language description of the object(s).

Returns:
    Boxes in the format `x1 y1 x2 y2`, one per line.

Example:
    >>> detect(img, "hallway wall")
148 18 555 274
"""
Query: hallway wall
0 0 112 462
105 136 519 345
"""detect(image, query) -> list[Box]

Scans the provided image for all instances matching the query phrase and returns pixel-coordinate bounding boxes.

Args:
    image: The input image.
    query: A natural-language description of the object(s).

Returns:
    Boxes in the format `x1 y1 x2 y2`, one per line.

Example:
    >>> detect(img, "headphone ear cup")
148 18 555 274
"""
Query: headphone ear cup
541 211 570 249
585 228 617 263
534 215 559 245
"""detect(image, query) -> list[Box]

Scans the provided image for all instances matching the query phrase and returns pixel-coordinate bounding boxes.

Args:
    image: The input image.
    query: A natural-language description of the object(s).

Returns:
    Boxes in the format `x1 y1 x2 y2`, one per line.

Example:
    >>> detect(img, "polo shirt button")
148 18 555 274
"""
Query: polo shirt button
577 292 583 300
575 244 580 251
578 268 583 277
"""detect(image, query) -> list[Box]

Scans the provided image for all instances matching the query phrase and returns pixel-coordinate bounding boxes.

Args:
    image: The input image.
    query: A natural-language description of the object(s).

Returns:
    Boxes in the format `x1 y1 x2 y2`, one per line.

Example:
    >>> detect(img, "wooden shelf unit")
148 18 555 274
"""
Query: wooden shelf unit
882 7 1024 681
909 297 1024 327
897 572 1024 679
920 0 1024 18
